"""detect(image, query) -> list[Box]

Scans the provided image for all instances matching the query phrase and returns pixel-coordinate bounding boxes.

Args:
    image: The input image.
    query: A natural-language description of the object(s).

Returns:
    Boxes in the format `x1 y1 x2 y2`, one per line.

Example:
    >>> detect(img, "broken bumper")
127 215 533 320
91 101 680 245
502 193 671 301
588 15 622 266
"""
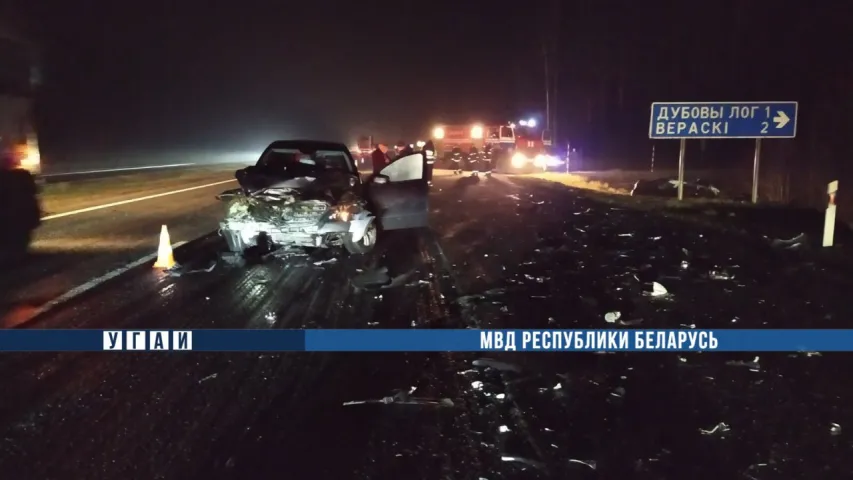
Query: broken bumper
220 218 350 250
219 211 376 252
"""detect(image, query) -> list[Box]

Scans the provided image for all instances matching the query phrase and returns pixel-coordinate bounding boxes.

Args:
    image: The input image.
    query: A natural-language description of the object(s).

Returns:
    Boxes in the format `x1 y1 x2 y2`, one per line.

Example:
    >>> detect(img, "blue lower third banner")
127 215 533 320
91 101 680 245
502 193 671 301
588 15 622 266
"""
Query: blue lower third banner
0 329 851 352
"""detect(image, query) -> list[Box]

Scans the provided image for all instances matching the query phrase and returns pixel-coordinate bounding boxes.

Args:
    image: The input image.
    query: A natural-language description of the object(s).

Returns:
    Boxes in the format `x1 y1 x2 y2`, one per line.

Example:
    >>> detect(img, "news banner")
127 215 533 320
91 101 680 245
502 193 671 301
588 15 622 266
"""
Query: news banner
0 329 851 352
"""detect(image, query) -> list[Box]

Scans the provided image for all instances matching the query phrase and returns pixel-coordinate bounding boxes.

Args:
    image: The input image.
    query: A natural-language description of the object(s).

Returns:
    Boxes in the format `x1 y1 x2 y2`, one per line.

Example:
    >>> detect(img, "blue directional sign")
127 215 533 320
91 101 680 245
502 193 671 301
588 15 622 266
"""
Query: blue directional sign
649 101 798 139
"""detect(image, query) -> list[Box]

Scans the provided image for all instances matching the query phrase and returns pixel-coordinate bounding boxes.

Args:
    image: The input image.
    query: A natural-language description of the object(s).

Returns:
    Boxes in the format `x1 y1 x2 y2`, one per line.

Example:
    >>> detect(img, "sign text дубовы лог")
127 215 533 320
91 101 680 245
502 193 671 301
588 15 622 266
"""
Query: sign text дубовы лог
649 101 797 139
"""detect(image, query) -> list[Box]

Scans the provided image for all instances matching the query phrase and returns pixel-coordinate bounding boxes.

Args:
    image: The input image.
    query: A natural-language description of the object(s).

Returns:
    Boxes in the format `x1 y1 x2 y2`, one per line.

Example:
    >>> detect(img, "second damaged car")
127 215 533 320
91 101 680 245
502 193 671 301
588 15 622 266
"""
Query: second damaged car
217 140 428 255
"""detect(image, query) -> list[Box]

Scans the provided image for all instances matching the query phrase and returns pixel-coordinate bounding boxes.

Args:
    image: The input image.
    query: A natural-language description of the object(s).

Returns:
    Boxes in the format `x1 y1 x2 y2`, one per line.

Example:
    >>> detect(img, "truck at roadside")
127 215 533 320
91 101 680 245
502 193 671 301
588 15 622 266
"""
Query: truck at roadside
0 22 42 261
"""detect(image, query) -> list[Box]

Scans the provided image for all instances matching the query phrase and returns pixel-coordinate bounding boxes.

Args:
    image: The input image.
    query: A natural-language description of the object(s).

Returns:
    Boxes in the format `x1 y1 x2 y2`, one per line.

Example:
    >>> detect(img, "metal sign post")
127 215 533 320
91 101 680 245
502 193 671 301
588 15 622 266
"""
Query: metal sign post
648 101 798 201
677 139 686 200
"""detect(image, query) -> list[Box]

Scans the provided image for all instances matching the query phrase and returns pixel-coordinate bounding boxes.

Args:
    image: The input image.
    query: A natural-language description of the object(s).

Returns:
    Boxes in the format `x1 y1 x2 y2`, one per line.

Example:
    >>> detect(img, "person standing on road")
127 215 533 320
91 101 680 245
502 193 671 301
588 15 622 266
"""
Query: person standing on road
423 139 435 185
371 143 391 175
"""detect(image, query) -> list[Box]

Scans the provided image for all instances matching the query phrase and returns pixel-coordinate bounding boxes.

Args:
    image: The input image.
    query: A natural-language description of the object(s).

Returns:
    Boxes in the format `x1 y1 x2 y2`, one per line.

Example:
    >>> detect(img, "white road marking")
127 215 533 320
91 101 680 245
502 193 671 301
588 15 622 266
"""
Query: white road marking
42 179 237 220
42 163 196 177
18 241 189 324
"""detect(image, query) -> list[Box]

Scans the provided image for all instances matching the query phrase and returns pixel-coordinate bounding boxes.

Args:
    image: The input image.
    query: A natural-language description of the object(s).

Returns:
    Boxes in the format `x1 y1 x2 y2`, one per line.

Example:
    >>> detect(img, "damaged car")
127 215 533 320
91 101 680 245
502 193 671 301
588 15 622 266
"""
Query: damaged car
631 177 721 199
217 140 429 255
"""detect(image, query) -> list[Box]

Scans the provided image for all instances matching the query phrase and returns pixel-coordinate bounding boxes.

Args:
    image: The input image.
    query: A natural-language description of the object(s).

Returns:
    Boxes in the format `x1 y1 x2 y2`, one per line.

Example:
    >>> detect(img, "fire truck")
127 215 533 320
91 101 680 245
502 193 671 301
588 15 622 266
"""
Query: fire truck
429 124 487 166
502 123 560 172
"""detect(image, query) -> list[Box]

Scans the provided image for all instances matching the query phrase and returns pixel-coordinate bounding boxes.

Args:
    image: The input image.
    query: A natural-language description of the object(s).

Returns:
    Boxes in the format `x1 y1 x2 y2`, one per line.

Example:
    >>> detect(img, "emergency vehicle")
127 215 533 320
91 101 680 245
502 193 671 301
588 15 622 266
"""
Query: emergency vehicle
504 123 560 172
429 124 487 164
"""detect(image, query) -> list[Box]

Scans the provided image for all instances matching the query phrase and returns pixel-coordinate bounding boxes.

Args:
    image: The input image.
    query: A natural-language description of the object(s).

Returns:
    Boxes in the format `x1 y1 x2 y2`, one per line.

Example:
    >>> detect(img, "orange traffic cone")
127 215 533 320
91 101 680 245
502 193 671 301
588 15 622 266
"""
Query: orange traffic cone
153 224 176 269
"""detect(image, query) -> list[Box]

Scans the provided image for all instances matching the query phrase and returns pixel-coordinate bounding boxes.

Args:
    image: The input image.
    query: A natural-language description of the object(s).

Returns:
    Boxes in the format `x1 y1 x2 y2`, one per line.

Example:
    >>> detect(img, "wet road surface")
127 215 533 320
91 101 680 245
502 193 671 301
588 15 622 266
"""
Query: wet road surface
1 173 852 479
1 165 238 326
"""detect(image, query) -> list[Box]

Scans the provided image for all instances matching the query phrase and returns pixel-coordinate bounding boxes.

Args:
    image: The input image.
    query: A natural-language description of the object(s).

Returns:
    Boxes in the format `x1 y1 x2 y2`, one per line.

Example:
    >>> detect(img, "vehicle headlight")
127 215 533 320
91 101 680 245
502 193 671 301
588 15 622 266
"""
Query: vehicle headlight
329 206 351 222
432 126 445 139
470 125 483 139
14 143 40 169
511 152 528 168
533 154 547 168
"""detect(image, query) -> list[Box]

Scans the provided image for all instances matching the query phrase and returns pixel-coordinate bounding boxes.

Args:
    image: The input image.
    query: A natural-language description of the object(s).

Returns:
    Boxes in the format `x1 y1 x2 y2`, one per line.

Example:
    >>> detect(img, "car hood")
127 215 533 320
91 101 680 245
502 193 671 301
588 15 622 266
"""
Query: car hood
266 176 317 190
223 168 363 225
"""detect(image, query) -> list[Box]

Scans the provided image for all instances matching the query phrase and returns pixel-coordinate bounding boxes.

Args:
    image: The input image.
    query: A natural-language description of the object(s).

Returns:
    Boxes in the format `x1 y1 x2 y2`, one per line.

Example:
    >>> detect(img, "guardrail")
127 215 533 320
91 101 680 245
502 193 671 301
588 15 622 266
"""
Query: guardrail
41 163 197 178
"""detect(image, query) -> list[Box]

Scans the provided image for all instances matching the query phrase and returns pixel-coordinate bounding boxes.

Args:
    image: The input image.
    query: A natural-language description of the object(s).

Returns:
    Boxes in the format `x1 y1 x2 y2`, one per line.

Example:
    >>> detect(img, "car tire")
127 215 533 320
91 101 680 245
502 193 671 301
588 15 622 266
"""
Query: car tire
343 221 377 255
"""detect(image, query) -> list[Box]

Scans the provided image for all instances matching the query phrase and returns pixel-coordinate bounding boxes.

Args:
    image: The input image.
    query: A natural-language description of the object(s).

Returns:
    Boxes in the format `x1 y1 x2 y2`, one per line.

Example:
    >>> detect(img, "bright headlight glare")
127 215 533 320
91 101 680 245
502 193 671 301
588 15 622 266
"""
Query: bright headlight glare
432 127 445 139
511 152 527 168
330 207 351 222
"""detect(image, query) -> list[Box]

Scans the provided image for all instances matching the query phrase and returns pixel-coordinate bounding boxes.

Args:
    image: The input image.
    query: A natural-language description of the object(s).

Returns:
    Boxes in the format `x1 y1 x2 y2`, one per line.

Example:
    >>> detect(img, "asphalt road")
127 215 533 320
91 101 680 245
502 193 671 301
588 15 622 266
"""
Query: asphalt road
0 165 240 326
1 172 852 479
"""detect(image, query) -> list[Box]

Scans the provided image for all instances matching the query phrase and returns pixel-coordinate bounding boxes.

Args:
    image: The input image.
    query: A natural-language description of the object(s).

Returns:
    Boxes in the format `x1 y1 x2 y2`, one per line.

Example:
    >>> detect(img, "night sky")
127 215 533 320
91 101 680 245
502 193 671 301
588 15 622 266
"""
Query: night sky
10 1 853 178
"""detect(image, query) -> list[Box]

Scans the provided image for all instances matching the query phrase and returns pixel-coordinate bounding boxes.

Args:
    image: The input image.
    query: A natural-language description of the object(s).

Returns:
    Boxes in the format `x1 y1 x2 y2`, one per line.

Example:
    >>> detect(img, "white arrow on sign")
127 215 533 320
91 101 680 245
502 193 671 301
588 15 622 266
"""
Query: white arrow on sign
773 111 790 129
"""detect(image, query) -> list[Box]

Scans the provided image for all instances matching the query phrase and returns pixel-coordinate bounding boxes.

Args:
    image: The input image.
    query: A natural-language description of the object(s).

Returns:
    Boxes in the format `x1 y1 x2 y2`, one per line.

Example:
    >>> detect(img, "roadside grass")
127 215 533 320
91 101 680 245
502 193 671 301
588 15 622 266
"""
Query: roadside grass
516 171 851 251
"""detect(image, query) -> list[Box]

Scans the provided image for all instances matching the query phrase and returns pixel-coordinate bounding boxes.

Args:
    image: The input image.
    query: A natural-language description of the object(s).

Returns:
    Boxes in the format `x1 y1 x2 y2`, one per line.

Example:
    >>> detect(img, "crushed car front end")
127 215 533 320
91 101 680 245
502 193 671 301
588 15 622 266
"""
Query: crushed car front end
219 188 375 253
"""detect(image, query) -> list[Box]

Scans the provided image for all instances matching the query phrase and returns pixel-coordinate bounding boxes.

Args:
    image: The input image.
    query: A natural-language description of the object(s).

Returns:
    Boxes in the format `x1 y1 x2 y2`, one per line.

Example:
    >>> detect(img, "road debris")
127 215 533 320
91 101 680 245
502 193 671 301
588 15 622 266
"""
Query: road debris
164 260 217 277
472 358 522 373
699 422 731 436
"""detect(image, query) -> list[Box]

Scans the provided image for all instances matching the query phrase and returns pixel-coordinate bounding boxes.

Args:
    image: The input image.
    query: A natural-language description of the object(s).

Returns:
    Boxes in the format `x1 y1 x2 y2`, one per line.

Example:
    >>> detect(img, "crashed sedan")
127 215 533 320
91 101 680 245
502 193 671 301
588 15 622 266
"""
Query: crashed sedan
217 140 429 255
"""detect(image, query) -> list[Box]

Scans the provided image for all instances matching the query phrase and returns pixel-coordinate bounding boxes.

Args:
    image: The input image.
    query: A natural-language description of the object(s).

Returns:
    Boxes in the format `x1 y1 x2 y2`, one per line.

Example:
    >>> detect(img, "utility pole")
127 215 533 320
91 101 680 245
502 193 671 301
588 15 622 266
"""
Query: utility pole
550 0 560 141
543 41 550 132
540 0 561 141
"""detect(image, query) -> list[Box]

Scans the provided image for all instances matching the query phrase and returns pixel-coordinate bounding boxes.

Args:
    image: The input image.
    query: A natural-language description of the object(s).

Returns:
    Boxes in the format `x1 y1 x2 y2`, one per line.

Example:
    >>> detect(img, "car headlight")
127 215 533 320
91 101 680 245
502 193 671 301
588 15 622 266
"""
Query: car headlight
329 206 351 222
511 152 528 168
533 154 547 168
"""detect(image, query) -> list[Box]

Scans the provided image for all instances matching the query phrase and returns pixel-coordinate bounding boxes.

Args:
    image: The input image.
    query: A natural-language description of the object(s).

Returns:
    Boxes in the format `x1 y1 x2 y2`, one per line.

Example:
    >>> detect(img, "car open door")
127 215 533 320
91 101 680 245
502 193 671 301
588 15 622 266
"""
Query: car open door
368 153 428 230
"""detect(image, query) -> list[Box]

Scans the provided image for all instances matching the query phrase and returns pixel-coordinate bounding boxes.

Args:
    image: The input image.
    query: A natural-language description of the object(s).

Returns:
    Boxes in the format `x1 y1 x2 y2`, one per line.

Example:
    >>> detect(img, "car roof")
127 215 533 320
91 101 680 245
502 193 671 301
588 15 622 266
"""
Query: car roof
266 140 349 152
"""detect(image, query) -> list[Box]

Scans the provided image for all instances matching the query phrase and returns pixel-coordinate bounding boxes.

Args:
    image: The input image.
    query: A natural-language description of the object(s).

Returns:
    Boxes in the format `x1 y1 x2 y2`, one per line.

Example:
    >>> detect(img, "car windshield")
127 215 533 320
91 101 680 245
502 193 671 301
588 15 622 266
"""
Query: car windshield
514 126 538 139
258 148 353 173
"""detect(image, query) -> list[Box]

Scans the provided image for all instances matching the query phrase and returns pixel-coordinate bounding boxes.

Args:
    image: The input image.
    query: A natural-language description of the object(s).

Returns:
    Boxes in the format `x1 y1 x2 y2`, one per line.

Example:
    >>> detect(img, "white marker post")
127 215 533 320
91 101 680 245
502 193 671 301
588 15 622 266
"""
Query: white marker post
676 138 686 201
565 142 570 173
823 180 838 247
651 143 655 172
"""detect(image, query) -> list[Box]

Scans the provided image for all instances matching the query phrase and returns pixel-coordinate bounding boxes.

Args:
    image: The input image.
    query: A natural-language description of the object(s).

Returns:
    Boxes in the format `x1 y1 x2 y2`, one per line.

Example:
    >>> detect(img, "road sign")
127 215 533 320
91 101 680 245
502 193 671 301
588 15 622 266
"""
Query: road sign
649 101 798 139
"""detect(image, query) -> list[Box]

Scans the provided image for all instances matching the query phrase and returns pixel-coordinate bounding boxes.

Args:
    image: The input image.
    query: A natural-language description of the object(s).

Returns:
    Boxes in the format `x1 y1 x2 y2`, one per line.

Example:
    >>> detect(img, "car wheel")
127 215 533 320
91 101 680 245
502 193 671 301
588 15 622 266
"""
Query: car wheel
343 222 377 255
